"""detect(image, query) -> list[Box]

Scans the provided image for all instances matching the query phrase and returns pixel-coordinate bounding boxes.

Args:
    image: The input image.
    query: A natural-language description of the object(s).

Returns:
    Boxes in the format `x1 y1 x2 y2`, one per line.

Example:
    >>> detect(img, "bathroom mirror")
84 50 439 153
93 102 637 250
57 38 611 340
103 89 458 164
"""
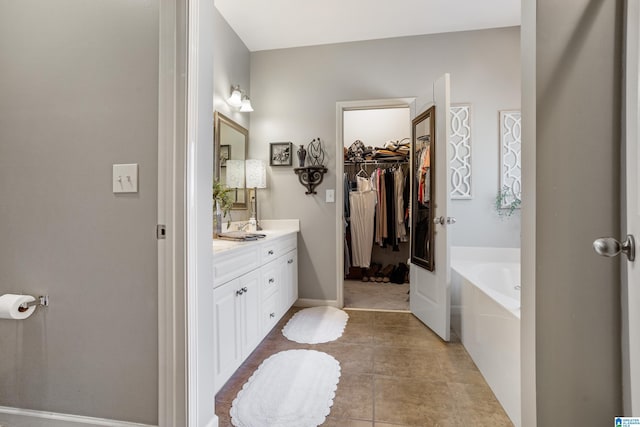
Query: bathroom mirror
411 106 436 271
214 111 248 209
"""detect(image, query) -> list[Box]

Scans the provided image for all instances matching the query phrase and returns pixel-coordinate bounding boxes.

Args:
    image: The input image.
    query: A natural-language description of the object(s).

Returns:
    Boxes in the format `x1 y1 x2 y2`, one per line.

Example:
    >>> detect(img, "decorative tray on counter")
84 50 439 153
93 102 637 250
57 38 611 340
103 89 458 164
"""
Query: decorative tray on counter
216 231 267 242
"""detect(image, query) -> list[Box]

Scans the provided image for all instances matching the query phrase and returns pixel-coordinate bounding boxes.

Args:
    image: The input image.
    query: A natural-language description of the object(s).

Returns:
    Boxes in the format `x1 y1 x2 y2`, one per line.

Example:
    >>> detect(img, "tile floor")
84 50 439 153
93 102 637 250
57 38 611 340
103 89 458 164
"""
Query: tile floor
343 280 410 311
215 308 513 427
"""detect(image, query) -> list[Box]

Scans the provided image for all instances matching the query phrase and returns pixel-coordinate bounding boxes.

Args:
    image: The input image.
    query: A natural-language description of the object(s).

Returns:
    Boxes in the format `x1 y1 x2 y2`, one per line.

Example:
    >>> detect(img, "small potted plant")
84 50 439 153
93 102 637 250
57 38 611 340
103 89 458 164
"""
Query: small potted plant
495 185 521 218
213 180 233 236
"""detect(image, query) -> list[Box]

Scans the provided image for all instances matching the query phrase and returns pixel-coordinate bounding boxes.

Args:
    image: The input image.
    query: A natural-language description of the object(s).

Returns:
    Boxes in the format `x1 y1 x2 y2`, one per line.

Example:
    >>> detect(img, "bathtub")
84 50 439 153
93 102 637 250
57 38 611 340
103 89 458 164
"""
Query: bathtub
451 246 521 427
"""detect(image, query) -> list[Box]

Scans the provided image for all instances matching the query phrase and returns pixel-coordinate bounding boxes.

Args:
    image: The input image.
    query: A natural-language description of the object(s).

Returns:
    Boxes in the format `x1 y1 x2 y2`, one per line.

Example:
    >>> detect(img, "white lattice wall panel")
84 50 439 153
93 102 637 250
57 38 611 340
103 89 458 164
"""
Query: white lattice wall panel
449 105 472 199
499 110 522 207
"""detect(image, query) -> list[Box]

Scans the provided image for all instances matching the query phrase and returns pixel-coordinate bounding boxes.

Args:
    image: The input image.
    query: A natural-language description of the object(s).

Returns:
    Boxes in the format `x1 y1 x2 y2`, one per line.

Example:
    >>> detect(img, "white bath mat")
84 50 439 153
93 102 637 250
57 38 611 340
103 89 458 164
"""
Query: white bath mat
230 349 341 427
282 306 349 344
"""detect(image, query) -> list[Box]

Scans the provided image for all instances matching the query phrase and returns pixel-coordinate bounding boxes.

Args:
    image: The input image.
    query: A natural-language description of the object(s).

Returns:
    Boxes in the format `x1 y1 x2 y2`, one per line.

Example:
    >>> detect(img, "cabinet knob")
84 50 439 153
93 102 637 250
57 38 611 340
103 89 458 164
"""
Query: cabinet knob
268 250 274 255
287 259 294 264
242 287 248 293
269 278 275 283
270 312 275 318
236 289 243 296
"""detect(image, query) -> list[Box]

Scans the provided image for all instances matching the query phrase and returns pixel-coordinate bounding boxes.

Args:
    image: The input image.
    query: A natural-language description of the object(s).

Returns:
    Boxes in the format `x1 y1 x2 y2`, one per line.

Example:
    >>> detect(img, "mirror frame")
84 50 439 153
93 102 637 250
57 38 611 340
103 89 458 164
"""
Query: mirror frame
411 106 436 271
214 111 248 209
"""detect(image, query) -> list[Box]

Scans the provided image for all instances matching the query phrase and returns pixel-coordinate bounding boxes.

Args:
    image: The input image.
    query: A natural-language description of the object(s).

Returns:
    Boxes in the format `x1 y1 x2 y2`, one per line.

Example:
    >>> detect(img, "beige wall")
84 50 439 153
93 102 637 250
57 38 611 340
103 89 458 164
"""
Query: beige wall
534 0 623 424
249 27 521 301
213 7 250 131
213 7 251 223
0 0 159 423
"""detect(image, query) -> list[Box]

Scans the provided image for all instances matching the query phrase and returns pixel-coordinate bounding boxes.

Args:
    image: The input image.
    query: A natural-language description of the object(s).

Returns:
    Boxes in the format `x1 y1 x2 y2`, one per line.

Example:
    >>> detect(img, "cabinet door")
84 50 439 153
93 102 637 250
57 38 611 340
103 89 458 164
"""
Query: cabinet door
283 249 298 312
213 279 242 392
239 269 261 355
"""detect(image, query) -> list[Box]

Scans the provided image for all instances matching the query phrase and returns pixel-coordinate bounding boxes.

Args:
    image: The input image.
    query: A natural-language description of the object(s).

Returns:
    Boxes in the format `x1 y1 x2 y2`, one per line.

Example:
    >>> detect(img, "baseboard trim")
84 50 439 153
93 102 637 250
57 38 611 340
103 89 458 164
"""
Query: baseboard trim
0 406 157 427
295 298 341 308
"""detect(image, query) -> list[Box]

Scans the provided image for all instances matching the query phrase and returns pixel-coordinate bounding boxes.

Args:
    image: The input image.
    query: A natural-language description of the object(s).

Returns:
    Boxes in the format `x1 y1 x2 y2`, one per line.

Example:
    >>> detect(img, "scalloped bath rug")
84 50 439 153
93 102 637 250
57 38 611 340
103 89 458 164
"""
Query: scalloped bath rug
230 349 341 427
282 306 349 344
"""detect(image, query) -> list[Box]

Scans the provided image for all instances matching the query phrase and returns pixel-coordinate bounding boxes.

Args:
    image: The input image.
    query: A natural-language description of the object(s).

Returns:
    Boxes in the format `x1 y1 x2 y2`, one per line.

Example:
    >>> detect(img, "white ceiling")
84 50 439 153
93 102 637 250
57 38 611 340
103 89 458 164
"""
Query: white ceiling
215 0 521 52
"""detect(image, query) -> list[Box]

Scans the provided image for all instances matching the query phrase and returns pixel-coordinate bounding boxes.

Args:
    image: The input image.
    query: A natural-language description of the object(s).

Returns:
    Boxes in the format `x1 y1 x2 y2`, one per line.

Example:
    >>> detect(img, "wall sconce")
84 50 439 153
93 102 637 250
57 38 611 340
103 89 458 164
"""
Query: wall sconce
227 85 253 112
227 85 243 108
240 95 254 112
246 159 267 230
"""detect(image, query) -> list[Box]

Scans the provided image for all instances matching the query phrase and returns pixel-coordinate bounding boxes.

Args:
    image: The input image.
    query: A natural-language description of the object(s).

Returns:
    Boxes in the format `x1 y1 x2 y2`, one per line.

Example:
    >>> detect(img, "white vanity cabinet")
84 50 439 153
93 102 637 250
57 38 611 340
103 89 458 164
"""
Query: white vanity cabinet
212 270 260 391
212 230 298 393
283 249 298 309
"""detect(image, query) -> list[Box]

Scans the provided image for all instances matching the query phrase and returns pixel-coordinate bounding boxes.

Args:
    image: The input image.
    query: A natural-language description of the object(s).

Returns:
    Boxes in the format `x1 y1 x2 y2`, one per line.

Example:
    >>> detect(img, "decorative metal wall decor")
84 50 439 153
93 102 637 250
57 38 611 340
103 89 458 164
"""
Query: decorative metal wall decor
449 105 472 199
293 137 328 195
499 110 522 208
294 166 328 194
307 137 326 166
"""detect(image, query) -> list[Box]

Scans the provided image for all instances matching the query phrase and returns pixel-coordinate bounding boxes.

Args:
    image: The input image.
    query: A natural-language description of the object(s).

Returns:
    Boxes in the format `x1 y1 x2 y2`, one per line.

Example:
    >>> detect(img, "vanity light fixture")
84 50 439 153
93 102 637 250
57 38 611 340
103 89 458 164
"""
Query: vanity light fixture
240 94 254 112
227 85 243 108
227 85 254 112
246 159 266 230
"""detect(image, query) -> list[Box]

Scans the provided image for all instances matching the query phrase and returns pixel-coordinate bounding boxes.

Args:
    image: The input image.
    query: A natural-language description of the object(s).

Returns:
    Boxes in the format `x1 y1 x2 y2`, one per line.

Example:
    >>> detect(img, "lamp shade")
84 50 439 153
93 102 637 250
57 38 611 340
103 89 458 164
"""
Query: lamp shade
227 85 242 108
245 159 266 189
240 95 254 112
225 159 244 188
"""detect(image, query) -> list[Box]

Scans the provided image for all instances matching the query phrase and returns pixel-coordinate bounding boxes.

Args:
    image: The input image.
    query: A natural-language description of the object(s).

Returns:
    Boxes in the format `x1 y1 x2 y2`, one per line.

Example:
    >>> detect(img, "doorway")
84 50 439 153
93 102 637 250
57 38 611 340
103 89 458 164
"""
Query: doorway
336 99 415 311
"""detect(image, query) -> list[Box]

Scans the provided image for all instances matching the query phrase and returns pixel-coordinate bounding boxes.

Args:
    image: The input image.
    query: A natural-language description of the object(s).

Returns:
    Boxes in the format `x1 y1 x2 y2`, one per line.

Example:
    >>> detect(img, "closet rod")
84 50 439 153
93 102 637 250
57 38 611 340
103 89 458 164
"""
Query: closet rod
344 160 408 166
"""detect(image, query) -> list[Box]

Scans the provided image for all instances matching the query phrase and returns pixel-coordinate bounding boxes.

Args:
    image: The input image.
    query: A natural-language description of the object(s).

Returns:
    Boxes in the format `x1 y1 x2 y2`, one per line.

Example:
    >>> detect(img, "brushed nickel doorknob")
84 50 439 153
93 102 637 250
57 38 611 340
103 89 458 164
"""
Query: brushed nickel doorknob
593 235 635 261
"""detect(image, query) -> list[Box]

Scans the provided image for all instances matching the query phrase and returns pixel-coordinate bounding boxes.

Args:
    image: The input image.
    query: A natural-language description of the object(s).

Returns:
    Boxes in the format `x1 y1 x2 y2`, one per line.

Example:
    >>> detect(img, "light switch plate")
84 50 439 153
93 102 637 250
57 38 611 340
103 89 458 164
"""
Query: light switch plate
113 163 138 193
326 189 335 203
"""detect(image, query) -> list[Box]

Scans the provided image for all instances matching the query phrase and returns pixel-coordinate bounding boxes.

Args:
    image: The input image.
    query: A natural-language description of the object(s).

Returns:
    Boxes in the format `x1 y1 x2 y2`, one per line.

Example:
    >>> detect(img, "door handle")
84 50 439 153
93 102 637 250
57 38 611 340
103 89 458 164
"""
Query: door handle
593 235 635 261
433 216 456 225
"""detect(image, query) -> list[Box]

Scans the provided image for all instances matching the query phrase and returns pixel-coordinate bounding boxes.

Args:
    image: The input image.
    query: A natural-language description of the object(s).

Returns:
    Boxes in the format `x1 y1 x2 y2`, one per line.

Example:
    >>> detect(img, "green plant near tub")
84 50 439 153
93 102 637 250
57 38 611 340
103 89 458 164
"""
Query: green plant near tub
495 185 521 218
213 180 233 233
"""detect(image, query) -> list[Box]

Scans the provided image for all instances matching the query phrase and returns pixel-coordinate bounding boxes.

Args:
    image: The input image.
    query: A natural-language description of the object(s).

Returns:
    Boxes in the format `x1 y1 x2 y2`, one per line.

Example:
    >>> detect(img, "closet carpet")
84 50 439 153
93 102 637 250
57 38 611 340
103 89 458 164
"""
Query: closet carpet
215 308 513 427
344 279 410 311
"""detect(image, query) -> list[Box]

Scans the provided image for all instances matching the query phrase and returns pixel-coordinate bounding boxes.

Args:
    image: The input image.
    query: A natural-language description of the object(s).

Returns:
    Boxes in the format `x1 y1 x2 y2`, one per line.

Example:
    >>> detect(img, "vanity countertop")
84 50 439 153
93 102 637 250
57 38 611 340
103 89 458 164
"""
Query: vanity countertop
212 219 299 255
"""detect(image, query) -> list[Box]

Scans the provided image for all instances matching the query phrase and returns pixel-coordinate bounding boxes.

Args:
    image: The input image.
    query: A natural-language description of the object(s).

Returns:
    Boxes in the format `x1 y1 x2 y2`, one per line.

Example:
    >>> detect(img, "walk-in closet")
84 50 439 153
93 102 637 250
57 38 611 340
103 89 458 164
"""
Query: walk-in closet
342 107 411 310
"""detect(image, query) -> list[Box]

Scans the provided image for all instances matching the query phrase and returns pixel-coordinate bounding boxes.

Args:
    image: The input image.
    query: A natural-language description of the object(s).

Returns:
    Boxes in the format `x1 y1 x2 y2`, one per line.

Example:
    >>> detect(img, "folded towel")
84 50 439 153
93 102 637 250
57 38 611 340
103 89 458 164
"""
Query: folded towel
217 231 266 241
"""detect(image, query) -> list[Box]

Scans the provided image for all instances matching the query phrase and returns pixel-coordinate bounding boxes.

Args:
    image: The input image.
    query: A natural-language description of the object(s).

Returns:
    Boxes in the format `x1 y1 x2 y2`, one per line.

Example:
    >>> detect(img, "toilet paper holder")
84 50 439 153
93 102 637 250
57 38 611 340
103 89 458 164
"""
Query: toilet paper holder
18 295 49 313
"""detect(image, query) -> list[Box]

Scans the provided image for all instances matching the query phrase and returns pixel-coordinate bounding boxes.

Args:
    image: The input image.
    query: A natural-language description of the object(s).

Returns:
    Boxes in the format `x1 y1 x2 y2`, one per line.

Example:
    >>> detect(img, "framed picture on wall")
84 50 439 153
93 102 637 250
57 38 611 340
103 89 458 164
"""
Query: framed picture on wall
270 142 293 166
220 145 230 167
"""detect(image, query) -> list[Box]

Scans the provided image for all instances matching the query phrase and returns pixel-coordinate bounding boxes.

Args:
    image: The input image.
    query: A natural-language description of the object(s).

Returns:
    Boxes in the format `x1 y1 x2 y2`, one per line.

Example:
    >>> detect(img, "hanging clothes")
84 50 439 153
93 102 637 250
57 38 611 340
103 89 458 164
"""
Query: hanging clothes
344 161 409 270
417 146 430 205
384 170 398 251
349 176 377 268
378 169 387 243
373 169 383 245
394 167 408 242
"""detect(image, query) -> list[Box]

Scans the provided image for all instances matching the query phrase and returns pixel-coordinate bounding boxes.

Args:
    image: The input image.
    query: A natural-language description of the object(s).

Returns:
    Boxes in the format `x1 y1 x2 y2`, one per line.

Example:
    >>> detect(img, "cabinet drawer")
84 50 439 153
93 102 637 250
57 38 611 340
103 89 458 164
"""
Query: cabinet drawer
261 264 279 299
262 293 279 334
260 234 297 264
279 234 297 254
213 245 260 287
260 244 279 265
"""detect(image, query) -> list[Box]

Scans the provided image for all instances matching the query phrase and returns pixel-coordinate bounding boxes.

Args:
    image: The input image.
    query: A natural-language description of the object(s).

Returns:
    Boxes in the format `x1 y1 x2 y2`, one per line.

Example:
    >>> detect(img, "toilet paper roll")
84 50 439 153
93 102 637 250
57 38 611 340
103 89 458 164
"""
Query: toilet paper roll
0 294 36 320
